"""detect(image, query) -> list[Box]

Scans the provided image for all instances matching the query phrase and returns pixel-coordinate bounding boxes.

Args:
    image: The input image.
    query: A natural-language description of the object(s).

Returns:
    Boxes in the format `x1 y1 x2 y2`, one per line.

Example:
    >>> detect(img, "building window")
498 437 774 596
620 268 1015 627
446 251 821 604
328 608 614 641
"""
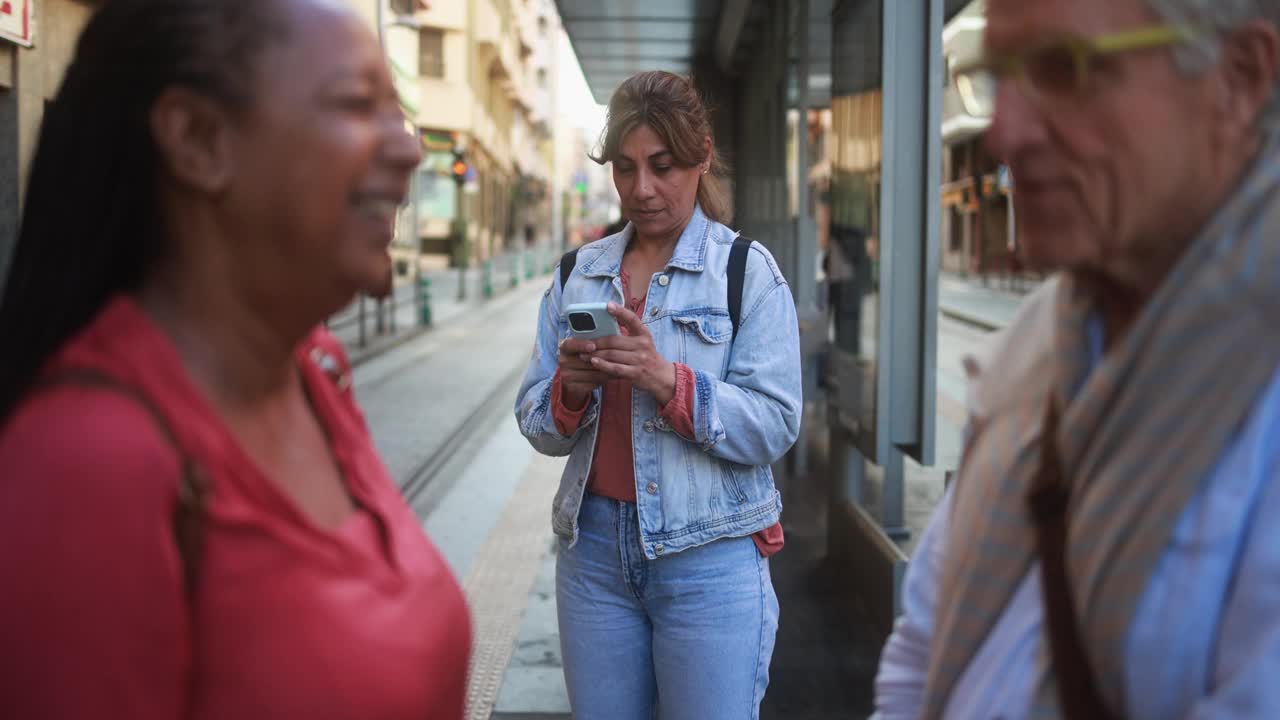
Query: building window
538 15 549 36
537 68 548 89
389 0 415 15
420 28 445 78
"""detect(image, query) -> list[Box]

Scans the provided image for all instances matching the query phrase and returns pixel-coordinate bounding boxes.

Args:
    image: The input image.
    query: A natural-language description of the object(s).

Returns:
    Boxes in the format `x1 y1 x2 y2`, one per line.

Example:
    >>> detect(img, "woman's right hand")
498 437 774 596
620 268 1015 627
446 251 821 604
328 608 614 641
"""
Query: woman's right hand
558 337 609 410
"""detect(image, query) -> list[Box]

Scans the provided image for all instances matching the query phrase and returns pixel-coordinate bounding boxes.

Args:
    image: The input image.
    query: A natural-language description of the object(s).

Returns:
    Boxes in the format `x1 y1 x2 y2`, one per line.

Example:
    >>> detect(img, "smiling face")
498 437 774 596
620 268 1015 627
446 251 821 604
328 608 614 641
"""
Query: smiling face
215 0 421 310
611 123 708 243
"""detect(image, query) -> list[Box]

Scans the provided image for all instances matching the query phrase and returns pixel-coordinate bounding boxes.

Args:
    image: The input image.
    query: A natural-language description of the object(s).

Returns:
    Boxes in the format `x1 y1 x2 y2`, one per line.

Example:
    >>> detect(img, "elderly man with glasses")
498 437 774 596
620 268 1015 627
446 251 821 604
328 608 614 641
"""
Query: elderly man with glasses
875 0 1280 718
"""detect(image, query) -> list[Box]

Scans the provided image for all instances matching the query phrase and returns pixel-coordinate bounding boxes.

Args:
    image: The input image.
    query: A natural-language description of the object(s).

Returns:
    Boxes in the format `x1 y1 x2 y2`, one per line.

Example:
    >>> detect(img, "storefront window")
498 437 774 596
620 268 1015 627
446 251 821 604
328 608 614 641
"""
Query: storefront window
416 150 457 221
828 0 884 451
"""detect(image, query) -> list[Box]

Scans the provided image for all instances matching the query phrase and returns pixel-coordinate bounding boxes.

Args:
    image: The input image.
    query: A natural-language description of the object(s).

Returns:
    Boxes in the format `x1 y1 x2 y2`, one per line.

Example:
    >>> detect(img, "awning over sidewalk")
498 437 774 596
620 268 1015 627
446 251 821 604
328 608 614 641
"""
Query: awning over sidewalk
556 0 974 106
555 0 718 103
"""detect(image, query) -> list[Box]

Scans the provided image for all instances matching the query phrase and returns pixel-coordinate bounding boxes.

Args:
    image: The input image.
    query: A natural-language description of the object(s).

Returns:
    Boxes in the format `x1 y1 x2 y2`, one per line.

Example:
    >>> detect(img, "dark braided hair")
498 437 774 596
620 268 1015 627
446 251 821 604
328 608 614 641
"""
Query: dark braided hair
0 0 288 420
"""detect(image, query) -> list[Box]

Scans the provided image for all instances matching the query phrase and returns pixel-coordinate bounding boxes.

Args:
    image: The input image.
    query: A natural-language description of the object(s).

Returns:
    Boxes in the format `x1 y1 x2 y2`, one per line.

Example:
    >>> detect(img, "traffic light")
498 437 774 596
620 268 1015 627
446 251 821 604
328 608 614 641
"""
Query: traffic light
451 149 468 186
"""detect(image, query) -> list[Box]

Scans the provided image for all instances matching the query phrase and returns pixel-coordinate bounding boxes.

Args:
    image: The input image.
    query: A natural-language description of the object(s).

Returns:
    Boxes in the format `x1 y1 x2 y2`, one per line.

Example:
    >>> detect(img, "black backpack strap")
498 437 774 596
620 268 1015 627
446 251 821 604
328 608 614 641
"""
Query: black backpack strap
559 248 580 294
558 240 748 336
35 369 208 599
728 235 752 341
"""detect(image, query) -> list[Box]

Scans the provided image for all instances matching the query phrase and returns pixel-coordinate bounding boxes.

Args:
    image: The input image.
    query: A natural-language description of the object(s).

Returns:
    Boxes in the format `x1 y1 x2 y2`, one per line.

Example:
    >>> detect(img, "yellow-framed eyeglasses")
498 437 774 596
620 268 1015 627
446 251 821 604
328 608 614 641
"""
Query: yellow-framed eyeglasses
951 25 1198 118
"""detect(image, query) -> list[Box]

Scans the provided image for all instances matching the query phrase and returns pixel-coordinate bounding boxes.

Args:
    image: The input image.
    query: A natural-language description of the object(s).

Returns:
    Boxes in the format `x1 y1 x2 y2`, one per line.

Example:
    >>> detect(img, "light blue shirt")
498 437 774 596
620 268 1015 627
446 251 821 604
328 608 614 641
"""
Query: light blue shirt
875 317 1280 718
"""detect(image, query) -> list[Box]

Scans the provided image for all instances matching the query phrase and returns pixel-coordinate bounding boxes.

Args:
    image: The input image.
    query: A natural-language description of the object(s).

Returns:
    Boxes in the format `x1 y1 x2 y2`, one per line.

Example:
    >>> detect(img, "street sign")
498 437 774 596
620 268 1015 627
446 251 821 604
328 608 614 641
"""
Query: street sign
0 0 34 47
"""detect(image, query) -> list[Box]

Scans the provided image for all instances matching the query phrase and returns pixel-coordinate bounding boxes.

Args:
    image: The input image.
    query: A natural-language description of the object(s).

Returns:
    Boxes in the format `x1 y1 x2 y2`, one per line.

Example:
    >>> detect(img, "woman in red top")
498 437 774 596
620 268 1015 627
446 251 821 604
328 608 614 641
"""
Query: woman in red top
0 1 470 718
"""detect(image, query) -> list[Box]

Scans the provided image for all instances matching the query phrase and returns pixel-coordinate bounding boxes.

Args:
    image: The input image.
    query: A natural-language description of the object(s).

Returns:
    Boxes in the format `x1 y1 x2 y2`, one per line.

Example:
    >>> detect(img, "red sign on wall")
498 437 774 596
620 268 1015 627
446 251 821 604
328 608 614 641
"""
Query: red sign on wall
0 0 34 48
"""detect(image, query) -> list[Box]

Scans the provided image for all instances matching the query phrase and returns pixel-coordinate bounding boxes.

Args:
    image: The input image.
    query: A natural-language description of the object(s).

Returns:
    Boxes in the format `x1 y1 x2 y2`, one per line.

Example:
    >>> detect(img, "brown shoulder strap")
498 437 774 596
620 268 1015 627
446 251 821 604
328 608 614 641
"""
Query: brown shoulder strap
1027 398 1117 720
35 369 208 599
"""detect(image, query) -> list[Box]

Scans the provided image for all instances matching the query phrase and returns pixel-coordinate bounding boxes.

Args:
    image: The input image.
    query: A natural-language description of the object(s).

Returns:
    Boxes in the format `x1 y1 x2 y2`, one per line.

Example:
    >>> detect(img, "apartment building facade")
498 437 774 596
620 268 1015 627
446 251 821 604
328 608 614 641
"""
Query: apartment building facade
413 0 557 264
0 0 561 290
939 0 1023 281
0 0 433 288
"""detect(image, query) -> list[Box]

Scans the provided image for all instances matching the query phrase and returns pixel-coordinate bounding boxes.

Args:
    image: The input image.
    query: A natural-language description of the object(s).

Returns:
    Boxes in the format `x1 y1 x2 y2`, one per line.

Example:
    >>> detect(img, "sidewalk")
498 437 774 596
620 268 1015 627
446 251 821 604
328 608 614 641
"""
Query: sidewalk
478 275 1036 720
937 271 1033 331
485 410 899 719
347 279 565 720
354 269 1030 719
331 252 553 367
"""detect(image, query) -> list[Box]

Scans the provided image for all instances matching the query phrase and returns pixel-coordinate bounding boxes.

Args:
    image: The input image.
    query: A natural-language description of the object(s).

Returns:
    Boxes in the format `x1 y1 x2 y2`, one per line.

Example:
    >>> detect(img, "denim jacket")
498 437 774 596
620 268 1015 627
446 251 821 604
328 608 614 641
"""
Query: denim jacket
514 205 803 559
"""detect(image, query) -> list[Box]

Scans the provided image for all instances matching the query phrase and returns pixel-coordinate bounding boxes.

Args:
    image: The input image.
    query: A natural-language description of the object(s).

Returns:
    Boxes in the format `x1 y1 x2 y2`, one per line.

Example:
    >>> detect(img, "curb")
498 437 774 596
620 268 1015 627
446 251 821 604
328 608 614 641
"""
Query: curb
348 324 433 368
938 304 1002 333
347 274 551 368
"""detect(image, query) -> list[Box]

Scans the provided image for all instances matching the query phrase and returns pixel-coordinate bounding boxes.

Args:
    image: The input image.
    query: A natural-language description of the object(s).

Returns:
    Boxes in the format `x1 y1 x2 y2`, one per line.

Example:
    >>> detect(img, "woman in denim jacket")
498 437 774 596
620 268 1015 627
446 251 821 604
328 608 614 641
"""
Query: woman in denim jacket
515 71 803 719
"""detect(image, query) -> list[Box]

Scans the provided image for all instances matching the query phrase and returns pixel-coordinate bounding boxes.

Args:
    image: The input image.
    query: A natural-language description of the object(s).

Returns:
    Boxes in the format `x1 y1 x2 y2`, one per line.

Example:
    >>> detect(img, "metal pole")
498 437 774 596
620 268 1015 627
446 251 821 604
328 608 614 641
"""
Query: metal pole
358 295 367 348
791 0 815 480
455 179 467 302
826 417 847 559
795 0 815 304
882 447 908 540
409 159 421 330
1007 187 1016 282
414 259 425 326
847 440 866 506
389 284 398 334
827 405 863 499
867 0 941 543
826 408 868 556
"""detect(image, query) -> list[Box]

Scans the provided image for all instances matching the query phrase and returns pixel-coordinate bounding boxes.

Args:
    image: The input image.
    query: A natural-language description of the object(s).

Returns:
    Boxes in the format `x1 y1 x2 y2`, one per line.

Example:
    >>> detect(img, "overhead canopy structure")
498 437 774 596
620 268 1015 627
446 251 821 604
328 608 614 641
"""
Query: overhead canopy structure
556 0 974 106
555 0 719 104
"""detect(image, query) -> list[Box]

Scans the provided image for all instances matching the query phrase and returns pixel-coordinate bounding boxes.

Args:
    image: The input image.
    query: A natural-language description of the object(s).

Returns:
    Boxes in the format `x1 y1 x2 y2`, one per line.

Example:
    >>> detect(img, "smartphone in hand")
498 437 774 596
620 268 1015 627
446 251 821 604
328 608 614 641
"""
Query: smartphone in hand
565 302 621 340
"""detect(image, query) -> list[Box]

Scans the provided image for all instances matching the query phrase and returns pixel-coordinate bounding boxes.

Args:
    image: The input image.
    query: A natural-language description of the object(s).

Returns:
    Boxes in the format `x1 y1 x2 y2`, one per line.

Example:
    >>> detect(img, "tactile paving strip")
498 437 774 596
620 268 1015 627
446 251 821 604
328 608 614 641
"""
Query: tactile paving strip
460 454 561 720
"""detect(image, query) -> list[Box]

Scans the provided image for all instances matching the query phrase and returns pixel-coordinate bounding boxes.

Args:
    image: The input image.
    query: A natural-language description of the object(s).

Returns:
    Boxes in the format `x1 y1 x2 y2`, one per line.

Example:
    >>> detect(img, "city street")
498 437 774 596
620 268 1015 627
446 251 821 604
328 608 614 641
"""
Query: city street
345 266 1018 719
348 271 566 720
5 0 1259 716
327 252 554 363
0 1 1052 718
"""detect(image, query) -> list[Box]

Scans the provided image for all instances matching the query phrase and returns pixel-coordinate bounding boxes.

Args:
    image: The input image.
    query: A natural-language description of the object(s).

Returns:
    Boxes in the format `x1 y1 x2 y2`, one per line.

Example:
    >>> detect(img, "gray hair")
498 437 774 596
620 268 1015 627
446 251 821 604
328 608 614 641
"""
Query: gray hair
1147 0 1280 127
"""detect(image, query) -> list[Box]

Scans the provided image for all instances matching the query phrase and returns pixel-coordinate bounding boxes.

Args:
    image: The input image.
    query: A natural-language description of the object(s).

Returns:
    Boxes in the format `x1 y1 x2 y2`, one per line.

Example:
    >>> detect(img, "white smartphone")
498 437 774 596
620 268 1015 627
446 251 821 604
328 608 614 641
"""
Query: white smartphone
565 302 620 340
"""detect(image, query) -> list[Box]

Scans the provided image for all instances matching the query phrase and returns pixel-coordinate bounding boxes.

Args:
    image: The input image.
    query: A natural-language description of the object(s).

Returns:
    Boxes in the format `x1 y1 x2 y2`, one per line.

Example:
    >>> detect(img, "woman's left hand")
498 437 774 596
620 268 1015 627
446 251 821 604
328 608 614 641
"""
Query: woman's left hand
586 303 677 406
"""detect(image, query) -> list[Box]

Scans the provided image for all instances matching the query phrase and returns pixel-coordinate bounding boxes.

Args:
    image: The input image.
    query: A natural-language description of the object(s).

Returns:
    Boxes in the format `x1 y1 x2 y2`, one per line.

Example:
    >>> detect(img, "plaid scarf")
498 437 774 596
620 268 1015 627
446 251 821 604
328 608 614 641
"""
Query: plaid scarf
922 136 1280 718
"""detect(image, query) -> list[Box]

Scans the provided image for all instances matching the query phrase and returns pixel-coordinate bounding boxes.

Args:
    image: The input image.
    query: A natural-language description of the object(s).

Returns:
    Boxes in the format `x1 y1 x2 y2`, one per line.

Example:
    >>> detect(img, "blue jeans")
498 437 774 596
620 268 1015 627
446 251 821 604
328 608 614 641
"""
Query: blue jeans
557 493 779 719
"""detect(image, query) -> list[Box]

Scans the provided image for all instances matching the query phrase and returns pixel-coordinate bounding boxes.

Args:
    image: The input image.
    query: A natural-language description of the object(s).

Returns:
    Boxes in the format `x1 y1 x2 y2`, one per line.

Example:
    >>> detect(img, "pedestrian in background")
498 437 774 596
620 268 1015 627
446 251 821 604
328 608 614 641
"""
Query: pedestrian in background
876 0 1280 717
515 71 803 719
0 1 470 717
